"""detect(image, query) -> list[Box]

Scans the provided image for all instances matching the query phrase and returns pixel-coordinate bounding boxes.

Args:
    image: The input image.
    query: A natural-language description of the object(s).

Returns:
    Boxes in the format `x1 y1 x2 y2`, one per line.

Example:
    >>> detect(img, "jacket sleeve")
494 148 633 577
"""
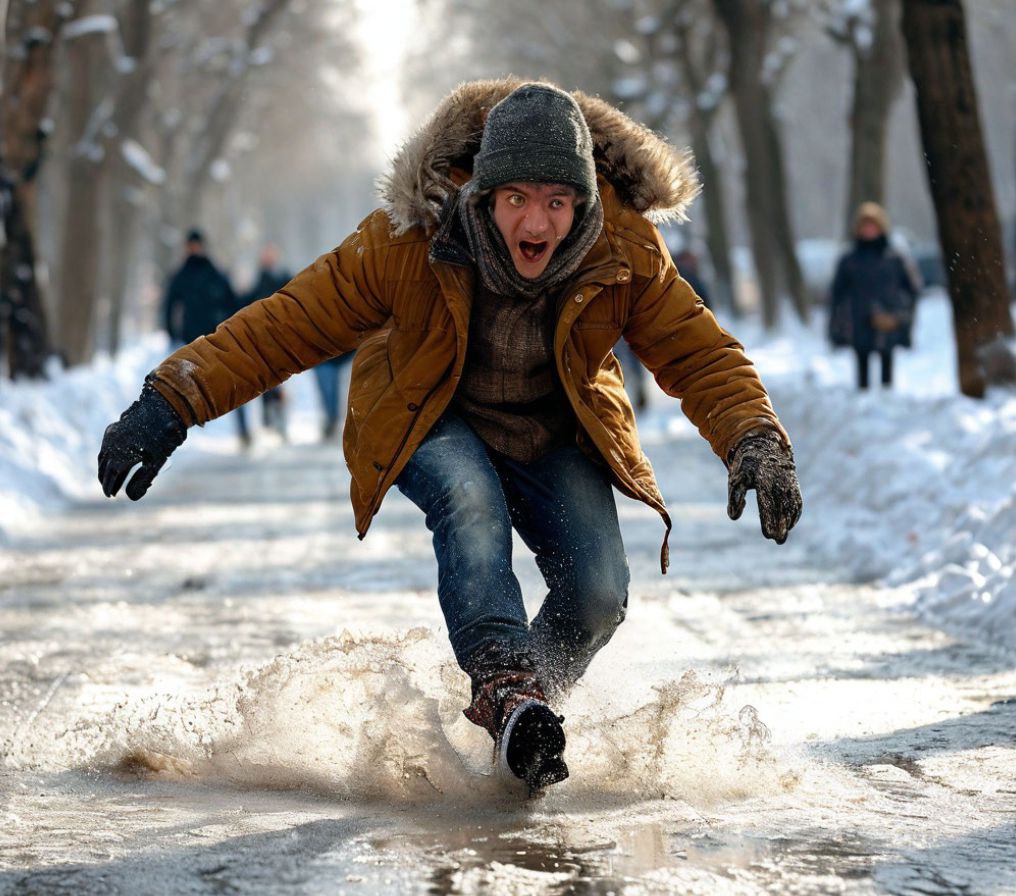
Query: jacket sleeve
622 231 789 463
149 213 391 426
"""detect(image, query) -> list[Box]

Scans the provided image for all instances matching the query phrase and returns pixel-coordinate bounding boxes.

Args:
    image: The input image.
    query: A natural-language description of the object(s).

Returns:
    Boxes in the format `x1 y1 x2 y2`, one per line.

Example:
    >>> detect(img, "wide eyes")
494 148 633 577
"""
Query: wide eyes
505 194 567 210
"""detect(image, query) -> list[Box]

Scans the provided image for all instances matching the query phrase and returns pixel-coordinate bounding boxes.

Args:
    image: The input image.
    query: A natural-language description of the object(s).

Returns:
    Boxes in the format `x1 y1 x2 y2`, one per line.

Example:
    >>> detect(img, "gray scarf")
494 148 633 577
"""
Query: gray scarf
456 178 604 300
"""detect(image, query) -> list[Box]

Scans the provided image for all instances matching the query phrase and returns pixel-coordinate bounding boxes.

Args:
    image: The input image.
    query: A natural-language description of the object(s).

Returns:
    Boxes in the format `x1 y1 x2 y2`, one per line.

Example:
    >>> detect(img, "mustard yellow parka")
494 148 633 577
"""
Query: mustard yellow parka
150 79 789 573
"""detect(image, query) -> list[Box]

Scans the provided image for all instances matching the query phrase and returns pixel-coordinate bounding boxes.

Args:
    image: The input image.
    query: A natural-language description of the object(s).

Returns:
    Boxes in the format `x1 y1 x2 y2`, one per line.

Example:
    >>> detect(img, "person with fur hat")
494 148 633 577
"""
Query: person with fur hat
829 202 921 389
97 81 802 790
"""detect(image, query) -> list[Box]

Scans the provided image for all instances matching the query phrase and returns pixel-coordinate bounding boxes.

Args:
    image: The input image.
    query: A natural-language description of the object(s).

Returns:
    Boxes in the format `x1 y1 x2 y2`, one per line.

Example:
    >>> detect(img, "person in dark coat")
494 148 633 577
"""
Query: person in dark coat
236 244 292 441
829 202 921 390
162 230 236 347
674 248 711 311
313 353 353 440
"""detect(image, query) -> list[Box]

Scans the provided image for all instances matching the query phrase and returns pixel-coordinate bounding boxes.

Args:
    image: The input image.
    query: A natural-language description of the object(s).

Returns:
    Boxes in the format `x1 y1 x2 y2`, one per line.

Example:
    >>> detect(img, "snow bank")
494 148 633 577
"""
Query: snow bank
1 291 1013 649
0 335 323 540
0 337 167 536
733 292 1016 651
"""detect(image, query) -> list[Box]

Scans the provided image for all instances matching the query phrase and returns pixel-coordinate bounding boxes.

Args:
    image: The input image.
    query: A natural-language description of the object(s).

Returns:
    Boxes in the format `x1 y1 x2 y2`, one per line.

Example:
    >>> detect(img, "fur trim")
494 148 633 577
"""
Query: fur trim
379 77 700 235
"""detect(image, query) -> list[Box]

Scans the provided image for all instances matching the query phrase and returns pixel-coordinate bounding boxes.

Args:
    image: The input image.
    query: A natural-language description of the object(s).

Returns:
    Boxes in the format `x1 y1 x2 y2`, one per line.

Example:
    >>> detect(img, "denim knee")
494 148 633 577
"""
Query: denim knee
572 560 629 640
435 476 512 557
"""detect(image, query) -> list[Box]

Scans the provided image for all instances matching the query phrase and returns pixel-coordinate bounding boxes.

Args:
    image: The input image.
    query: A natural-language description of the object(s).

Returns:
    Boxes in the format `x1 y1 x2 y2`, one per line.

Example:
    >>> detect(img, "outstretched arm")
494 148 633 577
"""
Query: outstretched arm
150 217 391 427
623 231 802 542
99 212 393 499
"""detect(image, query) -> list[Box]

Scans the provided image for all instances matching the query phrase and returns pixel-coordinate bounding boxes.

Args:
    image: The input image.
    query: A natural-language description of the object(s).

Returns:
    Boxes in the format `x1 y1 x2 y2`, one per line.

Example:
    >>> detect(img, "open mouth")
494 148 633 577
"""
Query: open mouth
518 240 549 263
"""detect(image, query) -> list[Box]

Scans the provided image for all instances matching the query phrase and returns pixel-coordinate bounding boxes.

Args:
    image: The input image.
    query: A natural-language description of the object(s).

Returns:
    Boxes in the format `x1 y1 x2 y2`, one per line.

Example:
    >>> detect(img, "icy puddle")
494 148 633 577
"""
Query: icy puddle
2 440 1015 894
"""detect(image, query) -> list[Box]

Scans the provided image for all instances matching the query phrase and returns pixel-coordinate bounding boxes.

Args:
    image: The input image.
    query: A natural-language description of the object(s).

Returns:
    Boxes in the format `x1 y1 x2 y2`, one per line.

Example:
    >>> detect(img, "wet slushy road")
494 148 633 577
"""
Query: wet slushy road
2 414 1014 894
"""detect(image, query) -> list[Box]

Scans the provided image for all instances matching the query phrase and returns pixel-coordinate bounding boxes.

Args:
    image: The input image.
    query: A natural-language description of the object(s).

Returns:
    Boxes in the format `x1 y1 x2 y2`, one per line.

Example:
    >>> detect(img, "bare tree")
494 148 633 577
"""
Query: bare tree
614 0 740 314
822 0 906 235
177 0 291 231
902 0 1015 397
712 0 809 327
1 1 77 377
102 0 160 354
55 3 120 365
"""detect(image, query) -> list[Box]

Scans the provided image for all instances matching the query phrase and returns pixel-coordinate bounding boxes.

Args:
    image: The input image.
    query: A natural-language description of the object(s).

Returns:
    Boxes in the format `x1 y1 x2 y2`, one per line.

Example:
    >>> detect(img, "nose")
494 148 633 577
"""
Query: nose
523 207 549 236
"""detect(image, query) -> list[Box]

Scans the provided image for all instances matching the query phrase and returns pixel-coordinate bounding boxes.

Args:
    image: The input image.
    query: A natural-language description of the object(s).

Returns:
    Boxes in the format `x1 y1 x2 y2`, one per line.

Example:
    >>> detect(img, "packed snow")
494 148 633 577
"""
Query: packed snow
1 289 1013 651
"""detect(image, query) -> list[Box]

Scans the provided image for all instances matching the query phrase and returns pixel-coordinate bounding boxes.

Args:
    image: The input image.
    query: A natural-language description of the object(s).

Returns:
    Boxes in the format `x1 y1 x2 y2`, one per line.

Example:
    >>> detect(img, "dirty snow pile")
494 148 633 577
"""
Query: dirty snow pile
1 292 1014 649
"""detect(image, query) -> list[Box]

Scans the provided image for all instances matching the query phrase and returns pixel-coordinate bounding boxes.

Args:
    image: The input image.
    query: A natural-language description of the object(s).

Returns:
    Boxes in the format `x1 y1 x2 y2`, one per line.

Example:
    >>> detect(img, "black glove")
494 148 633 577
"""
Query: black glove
98 382 187 500
727 430 803 544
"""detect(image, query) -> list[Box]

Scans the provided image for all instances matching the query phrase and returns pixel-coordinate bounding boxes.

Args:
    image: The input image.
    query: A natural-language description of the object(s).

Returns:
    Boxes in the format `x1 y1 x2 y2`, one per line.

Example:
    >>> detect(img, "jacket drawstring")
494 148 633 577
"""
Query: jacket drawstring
660 513 672 575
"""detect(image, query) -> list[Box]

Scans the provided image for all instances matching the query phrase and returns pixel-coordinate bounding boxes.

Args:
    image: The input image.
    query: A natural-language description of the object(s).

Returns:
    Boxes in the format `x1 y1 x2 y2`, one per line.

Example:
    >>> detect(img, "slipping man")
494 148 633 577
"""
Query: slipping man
98 81 802 790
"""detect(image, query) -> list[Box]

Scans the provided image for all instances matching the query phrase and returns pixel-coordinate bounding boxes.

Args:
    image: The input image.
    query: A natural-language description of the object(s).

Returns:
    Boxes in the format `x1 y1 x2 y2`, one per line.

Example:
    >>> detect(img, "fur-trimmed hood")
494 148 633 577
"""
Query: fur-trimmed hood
380 78 700 236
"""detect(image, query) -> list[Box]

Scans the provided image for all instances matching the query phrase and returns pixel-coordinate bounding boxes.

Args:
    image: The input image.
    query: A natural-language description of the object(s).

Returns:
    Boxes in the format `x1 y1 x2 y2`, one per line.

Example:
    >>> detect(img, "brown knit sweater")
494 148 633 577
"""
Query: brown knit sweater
453 280 576 463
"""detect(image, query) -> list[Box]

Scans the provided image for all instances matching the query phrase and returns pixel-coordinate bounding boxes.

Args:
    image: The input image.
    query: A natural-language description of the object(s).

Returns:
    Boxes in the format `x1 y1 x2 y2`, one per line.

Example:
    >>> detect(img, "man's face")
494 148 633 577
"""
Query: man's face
857 218 883 241
491 182 578 279
259 244 280 269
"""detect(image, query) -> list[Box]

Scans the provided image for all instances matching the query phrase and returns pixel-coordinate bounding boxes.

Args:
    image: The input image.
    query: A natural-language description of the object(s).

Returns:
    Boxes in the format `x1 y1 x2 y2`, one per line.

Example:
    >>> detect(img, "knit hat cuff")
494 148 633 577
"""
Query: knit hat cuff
475 148 596 196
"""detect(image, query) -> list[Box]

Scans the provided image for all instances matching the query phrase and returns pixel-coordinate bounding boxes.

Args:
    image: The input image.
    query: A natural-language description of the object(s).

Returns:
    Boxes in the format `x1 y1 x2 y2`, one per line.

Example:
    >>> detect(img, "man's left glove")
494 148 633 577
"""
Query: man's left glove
727 430 803 544
98 382 187 500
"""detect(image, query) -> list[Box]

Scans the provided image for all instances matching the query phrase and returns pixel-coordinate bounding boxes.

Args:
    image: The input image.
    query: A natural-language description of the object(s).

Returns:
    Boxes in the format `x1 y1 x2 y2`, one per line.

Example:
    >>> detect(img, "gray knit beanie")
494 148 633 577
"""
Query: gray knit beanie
473 84 597 198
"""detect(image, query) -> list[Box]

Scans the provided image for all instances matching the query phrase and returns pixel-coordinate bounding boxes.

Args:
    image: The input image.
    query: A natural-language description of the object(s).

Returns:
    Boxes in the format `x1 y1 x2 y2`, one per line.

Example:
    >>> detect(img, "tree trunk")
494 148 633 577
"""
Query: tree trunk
0 180 50 377
0 1 72 377
765 107 809 322
901 0 1016 397
846 0 905 233
712 0 808 326
103 187 144 353
102 0 156 355
672 13 740 316
55 10 111 365
690 124 739 316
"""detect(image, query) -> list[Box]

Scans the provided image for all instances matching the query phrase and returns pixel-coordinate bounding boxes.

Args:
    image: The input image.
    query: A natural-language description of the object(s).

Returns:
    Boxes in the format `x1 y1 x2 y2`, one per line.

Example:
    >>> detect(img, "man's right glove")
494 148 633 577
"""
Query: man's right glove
727 430 803 544
98 382 187 500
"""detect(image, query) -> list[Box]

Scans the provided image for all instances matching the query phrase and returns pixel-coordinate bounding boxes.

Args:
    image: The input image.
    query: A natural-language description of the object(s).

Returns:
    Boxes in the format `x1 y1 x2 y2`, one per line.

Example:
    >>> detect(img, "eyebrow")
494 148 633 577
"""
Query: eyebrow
501 184 576 198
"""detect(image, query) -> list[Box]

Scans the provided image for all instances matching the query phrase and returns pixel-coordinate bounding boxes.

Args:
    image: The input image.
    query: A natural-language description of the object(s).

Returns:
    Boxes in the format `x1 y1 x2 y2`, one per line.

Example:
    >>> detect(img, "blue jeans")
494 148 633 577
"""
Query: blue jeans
396 412 630 696
313 356 352 433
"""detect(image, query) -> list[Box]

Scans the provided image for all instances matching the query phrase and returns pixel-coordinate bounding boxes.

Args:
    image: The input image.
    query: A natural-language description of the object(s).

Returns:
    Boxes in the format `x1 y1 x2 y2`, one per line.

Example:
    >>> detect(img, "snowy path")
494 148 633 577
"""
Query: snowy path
1 411 1014 895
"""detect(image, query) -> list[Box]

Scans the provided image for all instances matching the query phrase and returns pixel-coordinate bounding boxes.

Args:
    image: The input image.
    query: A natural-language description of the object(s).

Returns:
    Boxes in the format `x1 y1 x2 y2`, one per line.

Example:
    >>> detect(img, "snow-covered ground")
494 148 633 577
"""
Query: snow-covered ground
2 293 1015 894
3 290 1012 650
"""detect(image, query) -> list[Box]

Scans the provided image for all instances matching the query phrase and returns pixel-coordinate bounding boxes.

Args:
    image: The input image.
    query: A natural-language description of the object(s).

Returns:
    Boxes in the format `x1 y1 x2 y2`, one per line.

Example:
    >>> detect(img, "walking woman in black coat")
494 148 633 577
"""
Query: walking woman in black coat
829 203 921 389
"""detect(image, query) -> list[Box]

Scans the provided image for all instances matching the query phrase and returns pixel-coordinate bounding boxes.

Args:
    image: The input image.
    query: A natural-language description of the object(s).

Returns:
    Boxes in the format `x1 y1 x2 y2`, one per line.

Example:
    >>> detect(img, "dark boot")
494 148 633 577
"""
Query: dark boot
463 653 568 789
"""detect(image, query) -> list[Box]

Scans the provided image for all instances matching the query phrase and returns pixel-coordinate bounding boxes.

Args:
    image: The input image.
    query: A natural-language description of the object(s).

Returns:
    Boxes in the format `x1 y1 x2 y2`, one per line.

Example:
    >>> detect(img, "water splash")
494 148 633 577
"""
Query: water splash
12 628 792 808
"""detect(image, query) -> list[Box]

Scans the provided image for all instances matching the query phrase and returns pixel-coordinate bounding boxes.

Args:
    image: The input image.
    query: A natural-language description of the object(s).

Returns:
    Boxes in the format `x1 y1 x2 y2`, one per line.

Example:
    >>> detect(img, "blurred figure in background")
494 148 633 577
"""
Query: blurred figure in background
236 244 293 443
162 229 236 349
829 202 920 390
313 353 353 441
162 229 246 444
674 248 711 311
612 339 648 412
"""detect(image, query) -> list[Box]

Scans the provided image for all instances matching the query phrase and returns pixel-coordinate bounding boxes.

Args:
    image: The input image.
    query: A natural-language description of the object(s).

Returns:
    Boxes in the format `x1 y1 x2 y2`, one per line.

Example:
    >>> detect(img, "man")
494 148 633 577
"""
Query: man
98 81 802 790
161 230 249 445
236 244 293 441
311 352 352 441
162 229 236 347
829 202 921 390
